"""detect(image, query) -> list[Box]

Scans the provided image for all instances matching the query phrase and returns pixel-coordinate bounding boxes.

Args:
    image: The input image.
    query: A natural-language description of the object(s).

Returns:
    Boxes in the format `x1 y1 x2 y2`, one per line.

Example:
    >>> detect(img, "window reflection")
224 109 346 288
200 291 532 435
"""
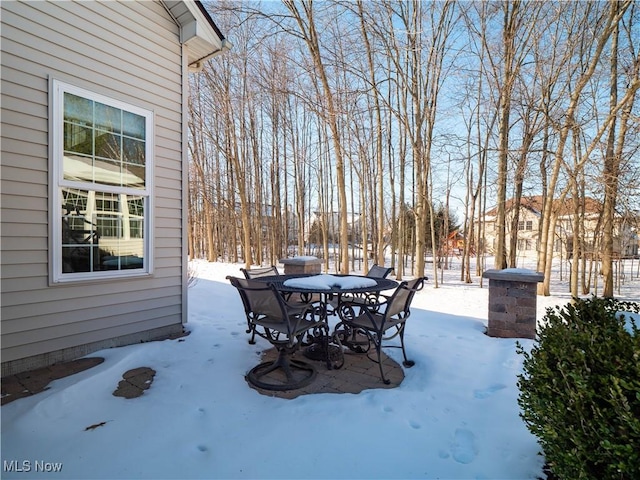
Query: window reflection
95 131 121 160
122 163 145 189
123 111 145 139
63 154 93 183
64 93 92 126
123 137 144 165
64 123 92 154
61 188 144 273
63 97 145 189
93 158 122 186
95 102 121 133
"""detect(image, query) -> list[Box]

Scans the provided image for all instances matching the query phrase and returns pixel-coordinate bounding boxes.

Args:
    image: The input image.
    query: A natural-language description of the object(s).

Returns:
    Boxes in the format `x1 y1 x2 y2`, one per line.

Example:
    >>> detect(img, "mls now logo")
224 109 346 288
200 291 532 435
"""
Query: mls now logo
3 460 63 473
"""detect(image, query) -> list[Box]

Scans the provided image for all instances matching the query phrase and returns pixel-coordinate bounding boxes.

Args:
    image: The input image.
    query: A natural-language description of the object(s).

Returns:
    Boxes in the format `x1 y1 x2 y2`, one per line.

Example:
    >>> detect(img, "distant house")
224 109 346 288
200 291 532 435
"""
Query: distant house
306 211 363 245
439 230 467 257
482 196 638 262
1 1 229 375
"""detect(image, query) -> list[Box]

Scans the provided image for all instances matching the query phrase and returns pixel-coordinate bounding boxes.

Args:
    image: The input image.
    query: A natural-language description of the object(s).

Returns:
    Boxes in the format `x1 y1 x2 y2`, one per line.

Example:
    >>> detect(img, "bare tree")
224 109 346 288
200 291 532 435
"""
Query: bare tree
602 1 640 297
282 0 351 273
480 1 541 270
355 0 386 266
536 0 635 295
187 0 638 297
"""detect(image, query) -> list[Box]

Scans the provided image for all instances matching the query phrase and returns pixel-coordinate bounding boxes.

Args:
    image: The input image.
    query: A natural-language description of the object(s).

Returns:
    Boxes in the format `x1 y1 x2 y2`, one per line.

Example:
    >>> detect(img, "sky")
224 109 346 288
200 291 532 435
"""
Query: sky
2 258 638 480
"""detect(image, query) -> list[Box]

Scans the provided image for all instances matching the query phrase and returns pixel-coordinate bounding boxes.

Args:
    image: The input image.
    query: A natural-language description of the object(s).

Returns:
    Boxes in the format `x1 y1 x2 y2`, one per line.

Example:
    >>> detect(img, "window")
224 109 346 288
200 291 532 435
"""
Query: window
52 80 153 282
518 239 534 251
518 220 533 231
554 239 563 252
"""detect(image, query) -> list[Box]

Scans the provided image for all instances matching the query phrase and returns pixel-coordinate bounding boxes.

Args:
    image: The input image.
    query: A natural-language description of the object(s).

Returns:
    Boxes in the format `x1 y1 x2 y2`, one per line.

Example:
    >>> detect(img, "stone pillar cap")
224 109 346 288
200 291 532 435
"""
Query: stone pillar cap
482 268 544 283
279 256 323 265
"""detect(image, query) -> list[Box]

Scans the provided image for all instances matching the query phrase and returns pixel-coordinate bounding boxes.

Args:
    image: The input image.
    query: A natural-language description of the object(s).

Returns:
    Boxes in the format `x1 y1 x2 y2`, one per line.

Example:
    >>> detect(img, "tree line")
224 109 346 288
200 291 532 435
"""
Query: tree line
188 0 639 297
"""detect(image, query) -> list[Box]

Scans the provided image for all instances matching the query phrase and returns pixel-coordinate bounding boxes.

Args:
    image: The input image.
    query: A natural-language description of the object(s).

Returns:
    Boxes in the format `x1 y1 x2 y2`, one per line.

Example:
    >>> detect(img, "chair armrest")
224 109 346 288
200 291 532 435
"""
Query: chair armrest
336 298 384 322
347 293 390 310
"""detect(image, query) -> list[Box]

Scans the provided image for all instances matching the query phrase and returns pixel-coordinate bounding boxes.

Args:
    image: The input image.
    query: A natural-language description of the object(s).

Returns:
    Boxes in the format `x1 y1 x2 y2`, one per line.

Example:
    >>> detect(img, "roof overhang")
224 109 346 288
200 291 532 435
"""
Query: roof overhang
162 0 231 72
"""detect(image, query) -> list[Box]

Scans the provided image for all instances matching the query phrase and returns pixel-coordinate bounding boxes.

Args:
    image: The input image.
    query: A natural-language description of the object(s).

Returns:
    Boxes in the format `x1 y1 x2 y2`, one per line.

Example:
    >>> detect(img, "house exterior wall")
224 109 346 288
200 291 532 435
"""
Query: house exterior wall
511 208 540 259
484 208 540 260
1 0 187 375
481 198 637 265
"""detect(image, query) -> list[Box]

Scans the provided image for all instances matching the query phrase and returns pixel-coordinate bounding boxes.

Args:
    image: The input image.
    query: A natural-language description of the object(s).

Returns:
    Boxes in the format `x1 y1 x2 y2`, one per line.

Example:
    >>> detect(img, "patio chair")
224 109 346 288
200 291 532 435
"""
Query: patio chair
227 276 327 391
238 266 280 343
242 264 322 307
366 264 393 279
338 264 395 312
333 277 425 384
240 265 280 279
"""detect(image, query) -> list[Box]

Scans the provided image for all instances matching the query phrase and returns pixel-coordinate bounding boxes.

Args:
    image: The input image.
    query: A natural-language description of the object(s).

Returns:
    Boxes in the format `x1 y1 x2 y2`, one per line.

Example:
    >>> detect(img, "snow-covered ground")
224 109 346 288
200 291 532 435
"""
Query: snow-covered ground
2 257 638 479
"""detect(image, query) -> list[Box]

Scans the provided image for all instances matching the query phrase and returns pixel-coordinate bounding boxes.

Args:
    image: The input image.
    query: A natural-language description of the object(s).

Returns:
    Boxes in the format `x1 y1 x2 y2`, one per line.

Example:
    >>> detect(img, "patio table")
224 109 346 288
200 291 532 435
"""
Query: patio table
254 274 398 369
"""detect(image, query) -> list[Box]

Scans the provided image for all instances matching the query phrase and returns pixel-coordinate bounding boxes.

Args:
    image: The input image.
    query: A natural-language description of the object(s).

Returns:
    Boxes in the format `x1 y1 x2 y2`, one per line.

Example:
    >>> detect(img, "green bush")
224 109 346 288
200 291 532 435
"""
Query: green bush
516 296 640 480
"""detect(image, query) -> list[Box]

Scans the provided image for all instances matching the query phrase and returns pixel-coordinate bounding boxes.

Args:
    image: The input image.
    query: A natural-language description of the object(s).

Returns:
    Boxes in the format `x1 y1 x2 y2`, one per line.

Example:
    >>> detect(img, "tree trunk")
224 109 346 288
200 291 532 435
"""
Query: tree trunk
284 0 350 274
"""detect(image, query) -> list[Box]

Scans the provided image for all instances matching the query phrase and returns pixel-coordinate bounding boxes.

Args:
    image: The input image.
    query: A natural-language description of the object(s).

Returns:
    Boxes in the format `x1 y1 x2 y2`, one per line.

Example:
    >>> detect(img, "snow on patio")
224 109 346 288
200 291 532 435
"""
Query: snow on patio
2 258 637 479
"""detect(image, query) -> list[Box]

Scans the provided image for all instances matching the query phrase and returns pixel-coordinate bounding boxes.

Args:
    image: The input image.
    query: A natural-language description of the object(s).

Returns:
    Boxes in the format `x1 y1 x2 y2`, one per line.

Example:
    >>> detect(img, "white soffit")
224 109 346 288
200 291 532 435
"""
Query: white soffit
162 0 231 70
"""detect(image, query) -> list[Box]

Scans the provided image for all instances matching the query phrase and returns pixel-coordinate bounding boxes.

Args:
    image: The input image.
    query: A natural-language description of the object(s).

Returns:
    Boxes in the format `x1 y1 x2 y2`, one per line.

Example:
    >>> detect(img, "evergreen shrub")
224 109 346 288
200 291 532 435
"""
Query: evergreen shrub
516 296 640 480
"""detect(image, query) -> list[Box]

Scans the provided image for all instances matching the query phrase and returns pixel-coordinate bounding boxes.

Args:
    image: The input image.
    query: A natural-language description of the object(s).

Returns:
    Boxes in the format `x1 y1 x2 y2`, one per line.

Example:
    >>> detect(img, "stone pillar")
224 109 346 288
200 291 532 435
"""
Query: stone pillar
279 256 322 275
482 268 544 339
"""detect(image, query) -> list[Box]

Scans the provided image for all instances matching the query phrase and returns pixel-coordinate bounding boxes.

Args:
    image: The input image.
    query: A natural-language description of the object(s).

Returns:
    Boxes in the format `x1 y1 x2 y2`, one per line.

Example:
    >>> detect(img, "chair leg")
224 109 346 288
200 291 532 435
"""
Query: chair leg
373 338 391 385
399 326 415 368
247 327 257 345
246 345 316 391
373 328 414 384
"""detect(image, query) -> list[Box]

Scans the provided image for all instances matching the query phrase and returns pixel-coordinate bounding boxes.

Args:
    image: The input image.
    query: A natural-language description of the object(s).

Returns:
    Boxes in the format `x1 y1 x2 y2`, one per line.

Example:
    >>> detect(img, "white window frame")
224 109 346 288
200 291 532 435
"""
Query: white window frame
50 79 154 283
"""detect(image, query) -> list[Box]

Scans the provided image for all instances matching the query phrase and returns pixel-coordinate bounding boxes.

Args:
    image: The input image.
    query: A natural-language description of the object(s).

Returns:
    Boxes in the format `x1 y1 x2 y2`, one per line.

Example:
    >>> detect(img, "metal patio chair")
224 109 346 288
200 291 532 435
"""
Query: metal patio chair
366 264 393 279
238 266 280 343
336 264 395 313
242 264 322 308
227 276 327 391
240 265 280 279
333 277 426 384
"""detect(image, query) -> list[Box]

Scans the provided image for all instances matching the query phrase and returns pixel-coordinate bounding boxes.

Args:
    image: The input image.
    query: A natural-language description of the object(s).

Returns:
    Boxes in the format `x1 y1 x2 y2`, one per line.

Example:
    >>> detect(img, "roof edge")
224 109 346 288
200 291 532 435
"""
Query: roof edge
195 0 225 41
163 0 231 71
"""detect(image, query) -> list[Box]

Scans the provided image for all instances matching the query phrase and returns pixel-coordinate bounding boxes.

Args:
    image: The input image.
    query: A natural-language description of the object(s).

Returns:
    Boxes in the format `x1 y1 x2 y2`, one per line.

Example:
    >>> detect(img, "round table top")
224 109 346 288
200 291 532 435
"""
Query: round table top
254 273 398 294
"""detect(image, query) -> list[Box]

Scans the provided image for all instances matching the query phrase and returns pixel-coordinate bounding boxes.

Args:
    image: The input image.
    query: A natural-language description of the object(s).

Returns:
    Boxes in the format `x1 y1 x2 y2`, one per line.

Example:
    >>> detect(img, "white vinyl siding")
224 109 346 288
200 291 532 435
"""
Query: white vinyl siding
1 0 187 366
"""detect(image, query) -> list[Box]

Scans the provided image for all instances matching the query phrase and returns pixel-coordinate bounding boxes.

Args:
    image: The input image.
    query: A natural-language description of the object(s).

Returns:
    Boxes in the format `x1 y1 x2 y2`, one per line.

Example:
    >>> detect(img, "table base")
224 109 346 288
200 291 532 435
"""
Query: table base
303 342 343 362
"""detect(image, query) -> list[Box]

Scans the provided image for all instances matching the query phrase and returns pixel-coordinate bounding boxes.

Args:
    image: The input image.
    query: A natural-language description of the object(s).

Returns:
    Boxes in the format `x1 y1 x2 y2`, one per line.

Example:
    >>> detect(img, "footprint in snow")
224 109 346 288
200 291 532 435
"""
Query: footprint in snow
451 428 477 464
438 449 450 459
473 383 507 399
